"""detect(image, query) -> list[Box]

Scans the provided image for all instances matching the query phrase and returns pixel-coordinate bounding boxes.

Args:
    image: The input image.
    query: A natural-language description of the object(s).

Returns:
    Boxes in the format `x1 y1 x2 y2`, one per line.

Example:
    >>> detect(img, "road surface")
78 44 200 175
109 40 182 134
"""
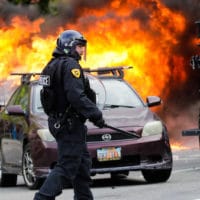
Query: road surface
1 149 200 200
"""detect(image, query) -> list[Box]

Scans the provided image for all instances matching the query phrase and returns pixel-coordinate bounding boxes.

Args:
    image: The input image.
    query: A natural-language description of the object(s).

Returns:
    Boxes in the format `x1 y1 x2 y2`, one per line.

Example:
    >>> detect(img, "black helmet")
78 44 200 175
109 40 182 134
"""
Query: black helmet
56 30 87 55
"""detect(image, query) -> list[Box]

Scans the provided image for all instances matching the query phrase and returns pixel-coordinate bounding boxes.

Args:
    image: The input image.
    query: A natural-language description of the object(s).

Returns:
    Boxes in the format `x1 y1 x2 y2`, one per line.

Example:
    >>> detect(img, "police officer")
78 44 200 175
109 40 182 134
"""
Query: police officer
34 30 105 200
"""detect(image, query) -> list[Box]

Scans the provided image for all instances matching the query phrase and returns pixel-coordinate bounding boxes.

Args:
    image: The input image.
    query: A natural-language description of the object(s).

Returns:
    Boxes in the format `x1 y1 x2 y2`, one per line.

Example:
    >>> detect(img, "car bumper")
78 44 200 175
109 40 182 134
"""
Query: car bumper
89 134 172 174
35 158 172 178
90 159 172 174
33 134 172 178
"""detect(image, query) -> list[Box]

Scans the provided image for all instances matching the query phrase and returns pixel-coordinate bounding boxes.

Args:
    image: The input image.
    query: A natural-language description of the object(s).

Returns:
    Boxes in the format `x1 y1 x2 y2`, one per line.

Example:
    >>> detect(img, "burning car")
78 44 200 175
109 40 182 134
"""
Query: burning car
0 67 172 189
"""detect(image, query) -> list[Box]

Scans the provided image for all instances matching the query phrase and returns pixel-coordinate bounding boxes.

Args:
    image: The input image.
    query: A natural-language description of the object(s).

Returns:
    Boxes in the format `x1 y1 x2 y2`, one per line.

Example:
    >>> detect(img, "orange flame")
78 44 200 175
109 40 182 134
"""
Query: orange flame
0 0 187 100
171 142 189 151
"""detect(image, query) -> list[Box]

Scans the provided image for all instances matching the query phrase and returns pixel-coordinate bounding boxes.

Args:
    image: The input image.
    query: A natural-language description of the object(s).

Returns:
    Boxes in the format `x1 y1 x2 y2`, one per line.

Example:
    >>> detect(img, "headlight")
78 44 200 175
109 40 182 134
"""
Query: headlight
37 129 55 142
142 121 163 137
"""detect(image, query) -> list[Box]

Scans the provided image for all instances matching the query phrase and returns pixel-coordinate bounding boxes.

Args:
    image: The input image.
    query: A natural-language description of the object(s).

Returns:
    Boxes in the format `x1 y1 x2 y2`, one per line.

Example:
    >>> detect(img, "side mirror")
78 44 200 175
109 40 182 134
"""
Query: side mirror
146 96 161 107
6 105 25 116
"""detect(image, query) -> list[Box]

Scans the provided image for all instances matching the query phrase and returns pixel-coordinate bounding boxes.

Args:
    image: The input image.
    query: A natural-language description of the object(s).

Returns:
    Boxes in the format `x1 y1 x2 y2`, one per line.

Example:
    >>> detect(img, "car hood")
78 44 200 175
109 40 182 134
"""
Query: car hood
32 107 160 129
86 106 161 129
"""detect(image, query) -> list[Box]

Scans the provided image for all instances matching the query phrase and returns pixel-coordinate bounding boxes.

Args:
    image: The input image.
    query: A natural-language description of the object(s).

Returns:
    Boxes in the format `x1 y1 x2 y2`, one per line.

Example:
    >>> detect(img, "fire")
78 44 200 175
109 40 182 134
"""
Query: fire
0 0 188 100
0 16 55 79
171 142 189 151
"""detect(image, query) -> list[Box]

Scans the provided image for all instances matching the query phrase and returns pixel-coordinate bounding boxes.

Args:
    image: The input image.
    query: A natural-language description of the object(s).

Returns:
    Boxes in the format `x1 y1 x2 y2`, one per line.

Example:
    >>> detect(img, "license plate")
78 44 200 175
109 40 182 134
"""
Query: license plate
97 147 121 162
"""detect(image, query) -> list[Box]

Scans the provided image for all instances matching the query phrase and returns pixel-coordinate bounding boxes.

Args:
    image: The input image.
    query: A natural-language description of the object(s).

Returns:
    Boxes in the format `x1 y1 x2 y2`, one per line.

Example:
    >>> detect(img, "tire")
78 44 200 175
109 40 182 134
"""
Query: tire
142 168 172 183
1 173 17 187
22 144 44 189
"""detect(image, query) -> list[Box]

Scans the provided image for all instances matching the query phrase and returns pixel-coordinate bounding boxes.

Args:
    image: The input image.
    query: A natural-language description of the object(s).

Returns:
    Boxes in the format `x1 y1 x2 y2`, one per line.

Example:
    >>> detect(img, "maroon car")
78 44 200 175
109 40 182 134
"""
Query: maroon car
0 67 172 189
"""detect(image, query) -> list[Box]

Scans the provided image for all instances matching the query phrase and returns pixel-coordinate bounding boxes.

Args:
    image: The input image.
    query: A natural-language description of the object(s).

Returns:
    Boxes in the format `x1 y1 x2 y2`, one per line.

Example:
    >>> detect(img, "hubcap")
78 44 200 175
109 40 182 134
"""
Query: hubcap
23 148 36 186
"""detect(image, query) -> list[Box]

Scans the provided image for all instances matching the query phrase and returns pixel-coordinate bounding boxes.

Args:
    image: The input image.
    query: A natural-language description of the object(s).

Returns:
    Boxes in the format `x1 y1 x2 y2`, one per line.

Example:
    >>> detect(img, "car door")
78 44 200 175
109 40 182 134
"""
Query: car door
0 84 29 172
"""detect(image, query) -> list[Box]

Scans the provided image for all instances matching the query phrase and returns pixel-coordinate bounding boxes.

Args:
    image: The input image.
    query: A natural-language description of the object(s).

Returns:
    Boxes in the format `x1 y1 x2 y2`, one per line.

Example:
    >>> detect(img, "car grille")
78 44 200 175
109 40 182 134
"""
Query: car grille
92 155 140 168
86 131 137 142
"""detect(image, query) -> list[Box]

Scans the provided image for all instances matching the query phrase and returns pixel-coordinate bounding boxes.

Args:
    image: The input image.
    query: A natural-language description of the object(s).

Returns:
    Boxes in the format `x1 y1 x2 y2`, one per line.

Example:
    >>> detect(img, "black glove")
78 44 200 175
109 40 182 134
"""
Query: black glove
93 118 105 128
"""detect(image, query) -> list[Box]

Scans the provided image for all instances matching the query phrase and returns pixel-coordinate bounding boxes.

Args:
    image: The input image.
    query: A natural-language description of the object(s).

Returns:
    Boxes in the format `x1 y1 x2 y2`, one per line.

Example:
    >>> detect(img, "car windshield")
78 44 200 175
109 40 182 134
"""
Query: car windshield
32 77 143 113
32 74 106 113
101 79 143 108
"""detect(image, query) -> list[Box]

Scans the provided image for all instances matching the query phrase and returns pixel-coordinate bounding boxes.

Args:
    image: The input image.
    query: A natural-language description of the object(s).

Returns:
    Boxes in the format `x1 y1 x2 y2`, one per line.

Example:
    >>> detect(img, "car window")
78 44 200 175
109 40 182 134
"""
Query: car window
7 85 29 112
33 74 107 113
86 73 106 109
32 77 143 113
101 79 144 108
32 85 43 113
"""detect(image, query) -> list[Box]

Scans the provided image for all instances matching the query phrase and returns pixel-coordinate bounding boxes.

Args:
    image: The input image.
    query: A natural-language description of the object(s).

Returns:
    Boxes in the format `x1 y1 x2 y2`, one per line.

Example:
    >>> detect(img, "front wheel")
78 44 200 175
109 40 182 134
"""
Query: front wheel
22 144 44 189
142 168 172 183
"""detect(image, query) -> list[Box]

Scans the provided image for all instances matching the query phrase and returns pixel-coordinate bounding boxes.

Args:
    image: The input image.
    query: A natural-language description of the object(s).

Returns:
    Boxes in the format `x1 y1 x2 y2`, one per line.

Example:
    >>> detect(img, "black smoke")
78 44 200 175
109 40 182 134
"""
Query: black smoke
159 0 200 108
157 0 200 144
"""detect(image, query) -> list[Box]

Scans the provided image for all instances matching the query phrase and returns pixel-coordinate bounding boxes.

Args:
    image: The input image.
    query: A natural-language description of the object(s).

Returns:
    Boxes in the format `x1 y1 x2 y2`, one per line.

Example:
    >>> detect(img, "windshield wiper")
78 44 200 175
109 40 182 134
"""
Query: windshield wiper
104 104 135 108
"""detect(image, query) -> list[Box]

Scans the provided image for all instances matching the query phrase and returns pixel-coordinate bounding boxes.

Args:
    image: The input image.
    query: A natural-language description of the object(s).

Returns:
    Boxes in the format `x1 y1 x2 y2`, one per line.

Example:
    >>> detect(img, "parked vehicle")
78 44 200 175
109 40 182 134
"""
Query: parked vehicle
0 67 172 189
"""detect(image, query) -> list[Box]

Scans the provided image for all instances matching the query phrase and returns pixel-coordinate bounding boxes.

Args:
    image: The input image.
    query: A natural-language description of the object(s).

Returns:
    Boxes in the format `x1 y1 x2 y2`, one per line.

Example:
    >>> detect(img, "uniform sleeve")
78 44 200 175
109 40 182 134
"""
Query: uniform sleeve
63 60 102 121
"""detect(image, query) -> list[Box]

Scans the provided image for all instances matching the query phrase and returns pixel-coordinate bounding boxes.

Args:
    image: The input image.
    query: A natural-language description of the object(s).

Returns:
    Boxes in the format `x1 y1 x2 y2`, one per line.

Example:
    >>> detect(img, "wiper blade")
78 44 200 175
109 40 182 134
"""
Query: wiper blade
104 104 135 108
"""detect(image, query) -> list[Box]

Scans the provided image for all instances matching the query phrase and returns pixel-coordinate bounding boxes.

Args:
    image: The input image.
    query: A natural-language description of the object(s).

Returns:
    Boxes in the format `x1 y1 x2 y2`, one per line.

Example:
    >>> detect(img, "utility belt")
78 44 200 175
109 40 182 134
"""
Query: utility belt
49 112 71 119
49 109 85 130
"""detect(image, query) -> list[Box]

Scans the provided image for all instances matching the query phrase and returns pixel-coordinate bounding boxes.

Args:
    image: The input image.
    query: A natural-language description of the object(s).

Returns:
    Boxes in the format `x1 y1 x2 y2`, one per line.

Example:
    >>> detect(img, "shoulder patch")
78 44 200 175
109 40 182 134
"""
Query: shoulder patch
71 68 81 78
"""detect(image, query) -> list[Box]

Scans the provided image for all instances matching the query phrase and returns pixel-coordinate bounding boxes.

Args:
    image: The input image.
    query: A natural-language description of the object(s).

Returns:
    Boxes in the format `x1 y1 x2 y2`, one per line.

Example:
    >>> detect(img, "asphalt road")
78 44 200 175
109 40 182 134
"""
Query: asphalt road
1 149 200 200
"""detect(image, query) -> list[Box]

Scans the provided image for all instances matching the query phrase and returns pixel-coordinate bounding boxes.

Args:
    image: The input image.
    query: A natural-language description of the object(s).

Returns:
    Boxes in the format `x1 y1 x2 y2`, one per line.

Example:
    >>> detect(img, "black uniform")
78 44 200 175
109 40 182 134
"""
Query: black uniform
34 48 103 200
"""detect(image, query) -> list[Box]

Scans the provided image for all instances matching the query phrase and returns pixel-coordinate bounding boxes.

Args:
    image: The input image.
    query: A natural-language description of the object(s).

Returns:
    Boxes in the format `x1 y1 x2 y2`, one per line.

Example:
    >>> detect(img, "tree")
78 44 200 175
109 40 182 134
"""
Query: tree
7 0 53 14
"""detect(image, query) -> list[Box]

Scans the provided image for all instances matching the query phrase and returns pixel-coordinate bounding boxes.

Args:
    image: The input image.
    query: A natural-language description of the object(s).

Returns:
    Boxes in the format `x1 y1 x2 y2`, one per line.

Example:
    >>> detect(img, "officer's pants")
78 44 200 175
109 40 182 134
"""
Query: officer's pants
34 127 93 200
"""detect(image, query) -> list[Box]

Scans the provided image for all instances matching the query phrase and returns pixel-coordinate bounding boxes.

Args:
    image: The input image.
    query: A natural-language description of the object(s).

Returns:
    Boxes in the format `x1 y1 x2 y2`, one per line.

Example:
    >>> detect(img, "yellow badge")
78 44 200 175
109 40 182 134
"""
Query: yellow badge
71 69 81 78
